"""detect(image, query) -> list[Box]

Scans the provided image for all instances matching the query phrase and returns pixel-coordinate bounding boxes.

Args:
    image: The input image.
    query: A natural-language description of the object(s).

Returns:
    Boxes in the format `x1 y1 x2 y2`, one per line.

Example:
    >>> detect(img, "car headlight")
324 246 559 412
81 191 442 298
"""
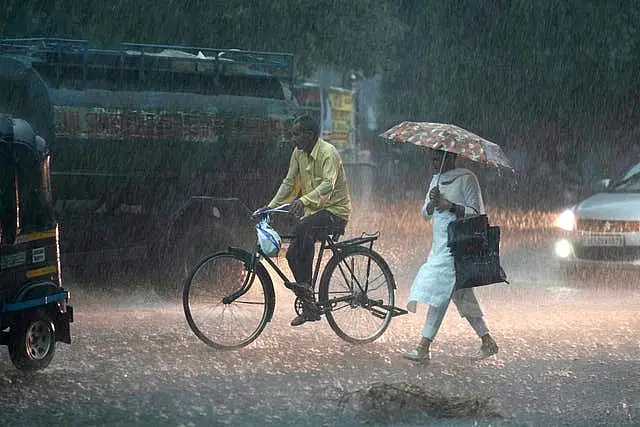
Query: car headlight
554 209 576 231
554 239 573 258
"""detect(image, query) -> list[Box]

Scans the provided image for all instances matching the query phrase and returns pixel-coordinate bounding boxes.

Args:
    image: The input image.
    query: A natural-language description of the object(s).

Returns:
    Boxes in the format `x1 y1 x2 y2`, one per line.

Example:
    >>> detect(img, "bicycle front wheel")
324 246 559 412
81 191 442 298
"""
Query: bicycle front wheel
318 246 395 344
183 252 270 349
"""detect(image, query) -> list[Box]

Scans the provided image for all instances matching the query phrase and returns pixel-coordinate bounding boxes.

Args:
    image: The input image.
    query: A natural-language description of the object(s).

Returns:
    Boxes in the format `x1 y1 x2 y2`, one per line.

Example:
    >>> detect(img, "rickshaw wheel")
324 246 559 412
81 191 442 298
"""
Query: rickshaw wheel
8 309 56 372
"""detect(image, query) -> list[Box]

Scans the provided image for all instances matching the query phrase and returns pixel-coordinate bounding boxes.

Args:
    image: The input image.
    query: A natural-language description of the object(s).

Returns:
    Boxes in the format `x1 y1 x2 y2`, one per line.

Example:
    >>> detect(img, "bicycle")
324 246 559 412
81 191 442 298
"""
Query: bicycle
183 205 407 349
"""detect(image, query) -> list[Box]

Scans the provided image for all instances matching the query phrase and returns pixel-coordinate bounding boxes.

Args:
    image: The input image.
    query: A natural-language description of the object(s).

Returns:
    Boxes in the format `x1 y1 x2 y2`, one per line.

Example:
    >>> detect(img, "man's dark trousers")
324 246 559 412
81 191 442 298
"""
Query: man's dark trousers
286 210 347 286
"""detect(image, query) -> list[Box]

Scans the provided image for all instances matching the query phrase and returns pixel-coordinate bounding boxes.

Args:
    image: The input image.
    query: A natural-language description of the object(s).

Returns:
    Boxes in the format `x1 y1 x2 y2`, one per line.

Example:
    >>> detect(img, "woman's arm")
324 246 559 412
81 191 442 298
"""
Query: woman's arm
461 173 485 215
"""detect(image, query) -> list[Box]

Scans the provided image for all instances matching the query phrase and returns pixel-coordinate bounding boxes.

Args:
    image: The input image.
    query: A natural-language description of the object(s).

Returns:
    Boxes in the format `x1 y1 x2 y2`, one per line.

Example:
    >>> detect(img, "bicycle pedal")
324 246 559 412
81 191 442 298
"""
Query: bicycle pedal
294 297 304 316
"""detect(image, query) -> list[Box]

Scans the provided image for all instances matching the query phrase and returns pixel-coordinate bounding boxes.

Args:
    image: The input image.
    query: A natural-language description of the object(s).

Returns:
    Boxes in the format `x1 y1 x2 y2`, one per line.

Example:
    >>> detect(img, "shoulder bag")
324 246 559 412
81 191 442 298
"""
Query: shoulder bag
447 212 508 289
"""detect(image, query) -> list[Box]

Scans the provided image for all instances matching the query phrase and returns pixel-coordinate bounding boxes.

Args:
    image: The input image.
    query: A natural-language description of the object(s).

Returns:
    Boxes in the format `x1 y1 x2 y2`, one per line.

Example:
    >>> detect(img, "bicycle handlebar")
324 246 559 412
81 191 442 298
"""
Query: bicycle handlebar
251 204 290 218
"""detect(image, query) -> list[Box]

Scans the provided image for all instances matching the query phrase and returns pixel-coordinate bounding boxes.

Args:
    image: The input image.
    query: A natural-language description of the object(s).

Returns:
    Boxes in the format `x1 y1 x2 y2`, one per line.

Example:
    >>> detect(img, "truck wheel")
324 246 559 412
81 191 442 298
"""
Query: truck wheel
155 226 237 299
8 309 56 372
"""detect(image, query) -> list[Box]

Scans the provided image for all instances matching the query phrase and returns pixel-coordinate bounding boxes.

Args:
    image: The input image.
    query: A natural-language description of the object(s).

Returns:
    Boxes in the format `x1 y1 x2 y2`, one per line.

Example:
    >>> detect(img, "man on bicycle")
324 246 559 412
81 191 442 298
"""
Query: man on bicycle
266 114 352 326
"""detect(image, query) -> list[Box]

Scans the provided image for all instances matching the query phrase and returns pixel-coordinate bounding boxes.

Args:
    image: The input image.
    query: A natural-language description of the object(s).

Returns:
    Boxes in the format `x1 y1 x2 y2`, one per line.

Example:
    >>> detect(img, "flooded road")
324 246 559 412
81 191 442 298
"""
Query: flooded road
1 219 639 426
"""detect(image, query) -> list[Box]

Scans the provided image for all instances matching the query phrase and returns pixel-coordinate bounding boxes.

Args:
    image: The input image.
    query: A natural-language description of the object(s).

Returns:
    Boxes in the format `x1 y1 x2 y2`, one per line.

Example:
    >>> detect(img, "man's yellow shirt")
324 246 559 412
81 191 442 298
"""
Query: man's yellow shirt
268 138 351 220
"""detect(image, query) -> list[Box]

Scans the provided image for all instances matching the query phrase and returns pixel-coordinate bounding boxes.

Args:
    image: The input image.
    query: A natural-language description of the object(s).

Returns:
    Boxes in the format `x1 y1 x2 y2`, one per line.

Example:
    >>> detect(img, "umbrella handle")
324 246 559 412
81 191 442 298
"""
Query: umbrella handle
434 150 448 187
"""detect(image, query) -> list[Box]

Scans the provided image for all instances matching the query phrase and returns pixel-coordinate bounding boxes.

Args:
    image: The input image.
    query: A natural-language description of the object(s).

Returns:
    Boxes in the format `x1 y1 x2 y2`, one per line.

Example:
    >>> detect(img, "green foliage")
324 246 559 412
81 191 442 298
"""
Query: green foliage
380 0 640 138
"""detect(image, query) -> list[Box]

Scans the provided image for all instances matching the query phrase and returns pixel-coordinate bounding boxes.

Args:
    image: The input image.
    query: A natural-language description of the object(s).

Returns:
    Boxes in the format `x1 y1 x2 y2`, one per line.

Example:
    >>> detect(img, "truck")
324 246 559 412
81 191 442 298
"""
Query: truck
0 37 300 293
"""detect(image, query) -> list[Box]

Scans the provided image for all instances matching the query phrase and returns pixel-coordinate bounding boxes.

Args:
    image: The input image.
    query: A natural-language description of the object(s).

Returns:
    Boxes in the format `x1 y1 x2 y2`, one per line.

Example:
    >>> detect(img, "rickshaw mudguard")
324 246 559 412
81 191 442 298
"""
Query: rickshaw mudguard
11 279 57 299
227 246 276 322
7 280 73 344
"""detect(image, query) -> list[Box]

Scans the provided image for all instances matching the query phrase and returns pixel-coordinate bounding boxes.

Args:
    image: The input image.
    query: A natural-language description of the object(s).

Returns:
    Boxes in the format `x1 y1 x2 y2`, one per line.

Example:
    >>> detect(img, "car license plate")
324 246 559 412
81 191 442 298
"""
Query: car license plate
582 234 625 247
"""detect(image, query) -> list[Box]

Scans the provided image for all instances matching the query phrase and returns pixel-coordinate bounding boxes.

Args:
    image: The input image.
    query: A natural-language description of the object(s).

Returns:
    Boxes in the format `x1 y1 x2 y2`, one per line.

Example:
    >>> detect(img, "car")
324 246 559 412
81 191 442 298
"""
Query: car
553 161 640 272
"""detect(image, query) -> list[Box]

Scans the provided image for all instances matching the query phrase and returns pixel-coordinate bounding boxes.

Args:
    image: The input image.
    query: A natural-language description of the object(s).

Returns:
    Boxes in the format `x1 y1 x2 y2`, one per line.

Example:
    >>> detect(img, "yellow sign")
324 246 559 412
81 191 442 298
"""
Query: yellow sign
295 85 355 151
323 89 353 149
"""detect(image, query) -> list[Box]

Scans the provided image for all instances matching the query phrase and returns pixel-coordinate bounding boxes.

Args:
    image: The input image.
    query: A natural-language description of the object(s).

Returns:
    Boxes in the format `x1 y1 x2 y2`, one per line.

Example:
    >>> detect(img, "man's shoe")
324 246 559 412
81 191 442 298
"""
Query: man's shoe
402 347 431 363
290 315 308 327
476 334 499 359
290 311 321 327
290 300 321 327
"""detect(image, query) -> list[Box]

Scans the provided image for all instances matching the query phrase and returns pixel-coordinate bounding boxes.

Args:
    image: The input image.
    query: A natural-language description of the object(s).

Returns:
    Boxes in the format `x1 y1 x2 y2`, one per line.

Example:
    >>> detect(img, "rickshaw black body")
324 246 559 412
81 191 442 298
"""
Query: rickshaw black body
0 114 73 371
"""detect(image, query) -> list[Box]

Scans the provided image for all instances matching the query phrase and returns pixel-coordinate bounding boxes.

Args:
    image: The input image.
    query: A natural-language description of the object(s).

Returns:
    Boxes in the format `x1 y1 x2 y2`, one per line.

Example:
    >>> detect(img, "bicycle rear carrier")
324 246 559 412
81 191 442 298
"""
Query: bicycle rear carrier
332 231 380 250
369 300 408 319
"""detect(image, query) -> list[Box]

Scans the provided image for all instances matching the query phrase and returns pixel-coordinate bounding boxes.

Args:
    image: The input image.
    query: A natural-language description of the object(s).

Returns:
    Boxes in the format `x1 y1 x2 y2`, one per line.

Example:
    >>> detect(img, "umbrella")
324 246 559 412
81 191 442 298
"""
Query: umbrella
381 121 511 290
379 121 513 171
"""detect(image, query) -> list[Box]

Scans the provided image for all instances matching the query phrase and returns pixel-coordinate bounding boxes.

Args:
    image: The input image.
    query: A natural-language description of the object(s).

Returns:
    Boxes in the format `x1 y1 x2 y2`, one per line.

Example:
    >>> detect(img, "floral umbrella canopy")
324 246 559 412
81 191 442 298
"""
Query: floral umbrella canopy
379 121 513 171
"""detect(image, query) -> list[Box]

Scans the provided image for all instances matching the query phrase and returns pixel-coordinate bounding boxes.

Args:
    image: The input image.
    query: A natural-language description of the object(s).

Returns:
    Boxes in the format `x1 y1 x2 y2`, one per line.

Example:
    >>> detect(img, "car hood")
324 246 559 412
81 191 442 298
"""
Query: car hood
576 192 640 220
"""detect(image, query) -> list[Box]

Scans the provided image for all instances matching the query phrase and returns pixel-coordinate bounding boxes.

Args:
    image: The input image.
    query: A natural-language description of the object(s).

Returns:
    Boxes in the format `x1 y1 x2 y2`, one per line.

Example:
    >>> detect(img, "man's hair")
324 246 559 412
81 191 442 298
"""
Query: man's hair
293 114 320 138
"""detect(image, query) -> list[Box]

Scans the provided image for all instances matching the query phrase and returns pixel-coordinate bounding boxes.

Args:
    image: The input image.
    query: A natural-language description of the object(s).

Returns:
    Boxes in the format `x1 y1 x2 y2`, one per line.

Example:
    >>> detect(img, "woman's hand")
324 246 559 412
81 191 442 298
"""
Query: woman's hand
425 187 438 215
428 186 440 202
429 187 454 212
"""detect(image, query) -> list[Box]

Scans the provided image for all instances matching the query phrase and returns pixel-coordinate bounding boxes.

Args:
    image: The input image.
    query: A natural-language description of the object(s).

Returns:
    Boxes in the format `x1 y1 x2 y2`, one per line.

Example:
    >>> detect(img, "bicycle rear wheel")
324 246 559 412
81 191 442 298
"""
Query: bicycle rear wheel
183 252 270 349
318 246 395 344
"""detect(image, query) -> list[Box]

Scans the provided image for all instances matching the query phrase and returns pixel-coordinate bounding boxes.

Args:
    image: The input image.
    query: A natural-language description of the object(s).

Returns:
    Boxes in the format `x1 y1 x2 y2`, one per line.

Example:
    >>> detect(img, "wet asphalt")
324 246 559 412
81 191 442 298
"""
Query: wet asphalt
0 221 638 427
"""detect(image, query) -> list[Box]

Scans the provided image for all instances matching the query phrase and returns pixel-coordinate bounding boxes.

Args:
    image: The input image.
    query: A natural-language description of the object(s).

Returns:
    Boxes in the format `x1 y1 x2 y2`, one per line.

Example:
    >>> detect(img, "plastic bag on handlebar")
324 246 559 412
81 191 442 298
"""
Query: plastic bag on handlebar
256 218 281 257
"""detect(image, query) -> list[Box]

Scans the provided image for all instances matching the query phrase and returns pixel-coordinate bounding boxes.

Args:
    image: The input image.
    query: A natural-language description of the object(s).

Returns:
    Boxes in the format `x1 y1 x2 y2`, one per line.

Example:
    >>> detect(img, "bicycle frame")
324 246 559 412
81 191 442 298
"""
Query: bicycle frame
223 206 380 307
183 205 408 349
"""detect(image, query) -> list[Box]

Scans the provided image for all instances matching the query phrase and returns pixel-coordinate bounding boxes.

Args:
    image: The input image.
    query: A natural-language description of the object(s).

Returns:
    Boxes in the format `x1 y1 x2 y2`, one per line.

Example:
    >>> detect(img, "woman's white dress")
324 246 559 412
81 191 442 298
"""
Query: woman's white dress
407 168 485 313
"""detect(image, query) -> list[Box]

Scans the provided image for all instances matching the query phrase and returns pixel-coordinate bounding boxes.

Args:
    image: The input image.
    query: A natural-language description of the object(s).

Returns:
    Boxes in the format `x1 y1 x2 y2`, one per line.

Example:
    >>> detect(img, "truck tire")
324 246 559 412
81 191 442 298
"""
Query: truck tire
154 225 238 299
8 309 56 372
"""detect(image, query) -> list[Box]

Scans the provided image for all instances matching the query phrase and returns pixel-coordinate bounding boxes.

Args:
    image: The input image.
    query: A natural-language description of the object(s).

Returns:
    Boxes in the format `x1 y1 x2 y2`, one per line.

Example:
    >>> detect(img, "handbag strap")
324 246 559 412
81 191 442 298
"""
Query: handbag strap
466 206 480 215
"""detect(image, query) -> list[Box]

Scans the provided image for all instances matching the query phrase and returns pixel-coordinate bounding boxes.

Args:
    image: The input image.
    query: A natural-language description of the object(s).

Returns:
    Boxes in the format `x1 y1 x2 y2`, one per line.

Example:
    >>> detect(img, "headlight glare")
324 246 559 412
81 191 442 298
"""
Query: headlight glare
554 209 576 231
554 239 573 258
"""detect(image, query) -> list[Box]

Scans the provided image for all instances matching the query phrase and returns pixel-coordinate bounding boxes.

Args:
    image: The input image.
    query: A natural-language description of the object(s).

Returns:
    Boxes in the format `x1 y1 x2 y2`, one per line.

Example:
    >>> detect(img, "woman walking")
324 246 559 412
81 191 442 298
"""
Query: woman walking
403 149 499 363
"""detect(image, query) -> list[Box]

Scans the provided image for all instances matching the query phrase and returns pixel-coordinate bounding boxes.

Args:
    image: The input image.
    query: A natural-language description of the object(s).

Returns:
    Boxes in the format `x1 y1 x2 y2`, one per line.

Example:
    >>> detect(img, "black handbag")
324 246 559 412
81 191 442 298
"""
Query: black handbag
447 214 508 289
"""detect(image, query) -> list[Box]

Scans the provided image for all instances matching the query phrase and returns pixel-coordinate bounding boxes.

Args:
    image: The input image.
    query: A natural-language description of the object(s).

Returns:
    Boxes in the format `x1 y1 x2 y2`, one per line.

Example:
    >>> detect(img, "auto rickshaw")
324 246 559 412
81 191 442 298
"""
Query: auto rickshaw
0 114 73 371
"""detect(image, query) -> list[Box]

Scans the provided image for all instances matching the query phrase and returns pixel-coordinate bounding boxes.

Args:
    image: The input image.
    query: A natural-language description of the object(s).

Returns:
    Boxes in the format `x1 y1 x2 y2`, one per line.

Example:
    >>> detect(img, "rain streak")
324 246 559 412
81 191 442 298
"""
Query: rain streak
0 2 639 426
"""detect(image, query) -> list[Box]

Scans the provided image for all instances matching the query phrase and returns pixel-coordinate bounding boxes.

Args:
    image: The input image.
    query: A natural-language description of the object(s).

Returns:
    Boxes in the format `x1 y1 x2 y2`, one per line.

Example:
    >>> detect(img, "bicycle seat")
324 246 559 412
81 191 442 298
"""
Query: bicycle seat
310 223 345 242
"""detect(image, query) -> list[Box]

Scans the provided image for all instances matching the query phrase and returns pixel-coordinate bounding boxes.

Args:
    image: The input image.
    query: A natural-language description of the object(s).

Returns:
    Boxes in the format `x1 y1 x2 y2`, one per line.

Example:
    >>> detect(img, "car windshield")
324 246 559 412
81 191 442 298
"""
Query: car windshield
611 169 640 193
619 162 640 182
